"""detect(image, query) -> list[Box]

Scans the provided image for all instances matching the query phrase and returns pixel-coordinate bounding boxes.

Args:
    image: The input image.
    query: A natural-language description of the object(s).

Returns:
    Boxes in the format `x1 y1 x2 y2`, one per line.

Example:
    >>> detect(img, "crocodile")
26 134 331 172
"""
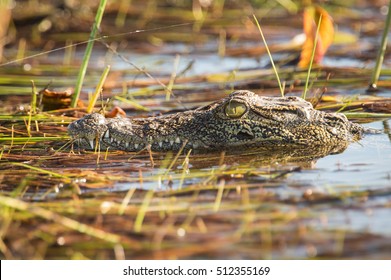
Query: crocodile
67 90 366 153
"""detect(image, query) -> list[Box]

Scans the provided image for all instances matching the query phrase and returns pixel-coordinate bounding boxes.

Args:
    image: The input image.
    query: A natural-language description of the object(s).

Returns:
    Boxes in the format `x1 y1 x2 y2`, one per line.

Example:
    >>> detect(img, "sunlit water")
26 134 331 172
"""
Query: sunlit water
288 121 391 237
292 121 391 189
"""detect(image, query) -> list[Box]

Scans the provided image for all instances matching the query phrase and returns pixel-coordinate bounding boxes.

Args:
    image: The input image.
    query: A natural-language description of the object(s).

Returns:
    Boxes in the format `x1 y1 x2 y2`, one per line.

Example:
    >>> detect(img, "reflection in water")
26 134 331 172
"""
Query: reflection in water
113 140 351 192
292 121 391 188
111 121 390 196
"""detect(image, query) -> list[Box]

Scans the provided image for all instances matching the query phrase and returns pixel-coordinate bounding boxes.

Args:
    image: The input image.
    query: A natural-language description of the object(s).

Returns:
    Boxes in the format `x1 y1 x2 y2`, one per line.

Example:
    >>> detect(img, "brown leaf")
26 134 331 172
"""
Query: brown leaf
39 88 84 111
0 3 11 61
298 6 334 68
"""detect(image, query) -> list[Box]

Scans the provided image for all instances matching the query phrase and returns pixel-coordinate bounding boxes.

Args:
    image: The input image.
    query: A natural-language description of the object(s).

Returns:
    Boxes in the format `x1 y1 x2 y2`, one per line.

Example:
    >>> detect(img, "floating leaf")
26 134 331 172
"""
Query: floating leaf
39 87 84 110
298 6 334 68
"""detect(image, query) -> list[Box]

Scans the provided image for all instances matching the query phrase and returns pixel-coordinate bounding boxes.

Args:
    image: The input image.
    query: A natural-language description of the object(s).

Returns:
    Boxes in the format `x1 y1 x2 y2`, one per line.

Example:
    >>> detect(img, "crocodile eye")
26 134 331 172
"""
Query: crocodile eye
224 100 247 118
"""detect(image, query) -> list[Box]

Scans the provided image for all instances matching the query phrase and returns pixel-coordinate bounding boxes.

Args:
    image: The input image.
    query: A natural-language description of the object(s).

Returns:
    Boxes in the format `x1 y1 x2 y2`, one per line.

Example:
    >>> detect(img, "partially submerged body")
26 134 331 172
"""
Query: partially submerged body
68 90 366 153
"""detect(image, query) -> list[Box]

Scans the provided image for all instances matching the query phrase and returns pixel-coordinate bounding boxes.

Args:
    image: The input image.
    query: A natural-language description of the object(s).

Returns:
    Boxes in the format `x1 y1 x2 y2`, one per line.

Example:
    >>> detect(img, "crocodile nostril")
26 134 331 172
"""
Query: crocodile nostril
236 131 254 140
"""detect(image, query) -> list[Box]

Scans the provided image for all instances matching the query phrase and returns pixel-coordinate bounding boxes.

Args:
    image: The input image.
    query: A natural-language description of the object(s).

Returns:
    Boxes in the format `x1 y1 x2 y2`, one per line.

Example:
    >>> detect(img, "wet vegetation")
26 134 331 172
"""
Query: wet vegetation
0 0 390 259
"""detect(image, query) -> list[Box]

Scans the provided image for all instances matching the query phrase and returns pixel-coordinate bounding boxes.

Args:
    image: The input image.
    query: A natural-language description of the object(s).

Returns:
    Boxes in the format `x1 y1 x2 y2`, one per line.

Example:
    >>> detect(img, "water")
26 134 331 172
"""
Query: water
107 43 391 194
293 121 391 189
109 118 391 242
112 121 391 191
3 16 391 258
53 43 391 245
71 45 391 257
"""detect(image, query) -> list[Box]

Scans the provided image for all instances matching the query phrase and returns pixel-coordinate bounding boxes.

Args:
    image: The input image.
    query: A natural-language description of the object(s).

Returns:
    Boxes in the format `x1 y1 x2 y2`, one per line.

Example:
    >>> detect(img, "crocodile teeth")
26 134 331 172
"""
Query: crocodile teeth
158 141 163 148
165 139 169 143
125 142 129 148
134 143 139 149
175 137 181 144
170 140 174 146
104 130 110 139
89 139 94 149
110 138 114 143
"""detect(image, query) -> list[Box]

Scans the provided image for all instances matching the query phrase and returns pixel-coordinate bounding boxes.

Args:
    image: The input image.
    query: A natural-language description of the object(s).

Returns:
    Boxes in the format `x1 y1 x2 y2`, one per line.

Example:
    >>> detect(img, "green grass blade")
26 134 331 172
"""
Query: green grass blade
114 96 151 111
303 14 322 99
71 0 108 108
10 162 72 182
134 190 154 233
370 0 391 89
253 14 284 97
166 54 180 101
30 80 38 114
87 65 111 113
0 136 68 142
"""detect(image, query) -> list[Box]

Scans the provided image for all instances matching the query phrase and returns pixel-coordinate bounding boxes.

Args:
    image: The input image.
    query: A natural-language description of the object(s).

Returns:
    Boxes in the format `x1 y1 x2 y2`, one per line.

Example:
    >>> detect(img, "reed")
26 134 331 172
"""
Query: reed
369 0 391 89
303 15 322 99
87 65 111 113
71 0 108 108
253 14 284 96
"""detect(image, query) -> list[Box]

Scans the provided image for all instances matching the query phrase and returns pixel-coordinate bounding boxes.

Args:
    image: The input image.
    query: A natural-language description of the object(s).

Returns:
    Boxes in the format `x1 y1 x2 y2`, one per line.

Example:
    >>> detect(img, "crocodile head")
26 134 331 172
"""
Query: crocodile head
67 113 108 149
67 90 364 152
169 90 363 149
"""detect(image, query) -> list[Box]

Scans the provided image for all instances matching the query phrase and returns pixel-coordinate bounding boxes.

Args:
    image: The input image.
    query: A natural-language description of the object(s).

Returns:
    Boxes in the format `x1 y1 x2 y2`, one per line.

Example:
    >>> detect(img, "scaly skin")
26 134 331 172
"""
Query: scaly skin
67 90 365 152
